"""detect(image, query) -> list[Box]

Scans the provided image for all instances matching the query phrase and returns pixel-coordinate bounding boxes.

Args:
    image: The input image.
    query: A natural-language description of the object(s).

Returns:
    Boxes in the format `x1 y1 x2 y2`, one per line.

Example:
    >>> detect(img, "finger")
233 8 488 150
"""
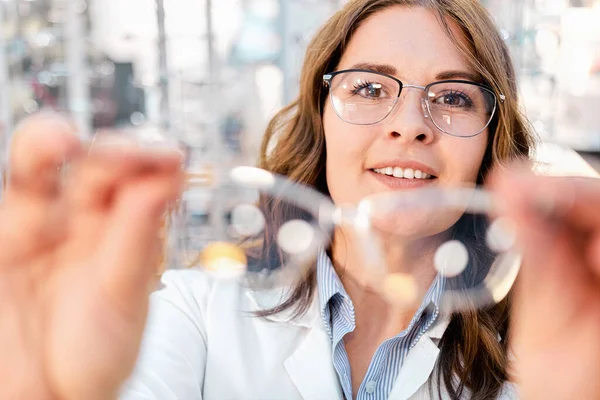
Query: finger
6 113 81 198
64 147 183 258
590 232 600 277
491 169 600 345
66 146 184 212
491 168 598 299
490 166 600 232
94 168 183 316
492 165 600 400
0 199 68 267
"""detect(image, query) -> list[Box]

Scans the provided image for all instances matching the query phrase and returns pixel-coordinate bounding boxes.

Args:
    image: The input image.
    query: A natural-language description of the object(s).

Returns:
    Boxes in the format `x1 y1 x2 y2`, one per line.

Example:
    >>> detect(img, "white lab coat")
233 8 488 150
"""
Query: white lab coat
120 269 518 400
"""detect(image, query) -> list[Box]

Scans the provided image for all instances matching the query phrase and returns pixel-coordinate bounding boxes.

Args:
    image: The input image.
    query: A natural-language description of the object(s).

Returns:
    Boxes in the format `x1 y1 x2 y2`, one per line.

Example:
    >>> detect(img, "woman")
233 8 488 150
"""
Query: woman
126 0 528 398
0 1 599 400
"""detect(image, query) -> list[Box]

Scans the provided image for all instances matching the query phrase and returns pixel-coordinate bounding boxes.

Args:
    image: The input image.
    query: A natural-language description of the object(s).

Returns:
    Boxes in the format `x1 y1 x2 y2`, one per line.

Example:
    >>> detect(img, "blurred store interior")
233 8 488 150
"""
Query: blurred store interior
0 0 598 177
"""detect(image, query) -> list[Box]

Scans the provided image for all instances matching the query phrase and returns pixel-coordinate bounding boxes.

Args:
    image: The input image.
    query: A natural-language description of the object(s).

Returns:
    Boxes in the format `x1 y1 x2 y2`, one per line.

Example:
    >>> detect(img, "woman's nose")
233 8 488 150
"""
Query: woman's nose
385 90 435 143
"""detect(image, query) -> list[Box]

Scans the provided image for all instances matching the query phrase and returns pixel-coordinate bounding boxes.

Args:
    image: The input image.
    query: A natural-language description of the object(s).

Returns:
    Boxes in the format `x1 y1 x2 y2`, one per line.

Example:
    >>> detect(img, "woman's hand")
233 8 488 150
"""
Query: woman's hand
491 167 600 399
0 114 183 400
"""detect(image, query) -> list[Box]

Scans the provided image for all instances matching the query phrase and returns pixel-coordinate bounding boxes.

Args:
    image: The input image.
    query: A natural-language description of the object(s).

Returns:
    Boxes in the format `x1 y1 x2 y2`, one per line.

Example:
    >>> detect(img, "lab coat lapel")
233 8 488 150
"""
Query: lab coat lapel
283 319 344 400
388 317 450 400
246 288 344 400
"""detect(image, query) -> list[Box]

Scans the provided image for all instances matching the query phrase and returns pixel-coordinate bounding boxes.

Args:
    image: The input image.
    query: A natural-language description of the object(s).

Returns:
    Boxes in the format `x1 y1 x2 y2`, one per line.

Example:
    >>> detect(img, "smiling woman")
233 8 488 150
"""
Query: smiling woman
120 1 534 399
251 1 533 399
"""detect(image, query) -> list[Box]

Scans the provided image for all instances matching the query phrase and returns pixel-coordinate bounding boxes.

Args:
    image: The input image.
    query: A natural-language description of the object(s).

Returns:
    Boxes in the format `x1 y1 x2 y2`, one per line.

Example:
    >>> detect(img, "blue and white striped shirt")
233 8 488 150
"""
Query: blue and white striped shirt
316 250 444 400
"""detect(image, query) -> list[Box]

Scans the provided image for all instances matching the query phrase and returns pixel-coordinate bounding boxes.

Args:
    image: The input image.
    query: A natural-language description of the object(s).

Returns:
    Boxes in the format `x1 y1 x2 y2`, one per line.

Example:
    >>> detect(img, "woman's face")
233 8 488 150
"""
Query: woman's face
323 6 490 210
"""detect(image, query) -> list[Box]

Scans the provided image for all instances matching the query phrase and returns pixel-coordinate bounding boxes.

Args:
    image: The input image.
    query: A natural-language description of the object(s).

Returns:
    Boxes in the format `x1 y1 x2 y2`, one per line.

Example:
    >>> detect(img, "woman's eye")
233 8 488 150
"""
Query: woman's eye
434 91 472 107
352 82 386 98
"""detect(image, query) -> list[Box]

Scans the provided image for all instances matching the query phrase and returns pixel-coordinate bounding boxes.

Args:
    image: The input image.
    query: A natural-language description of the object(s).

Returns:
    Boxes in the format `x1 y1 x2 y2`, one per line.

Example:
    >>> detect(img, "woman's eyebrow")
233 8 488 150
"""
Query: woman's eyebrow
346 63 483 84
435 70 482 82
348 62 397 76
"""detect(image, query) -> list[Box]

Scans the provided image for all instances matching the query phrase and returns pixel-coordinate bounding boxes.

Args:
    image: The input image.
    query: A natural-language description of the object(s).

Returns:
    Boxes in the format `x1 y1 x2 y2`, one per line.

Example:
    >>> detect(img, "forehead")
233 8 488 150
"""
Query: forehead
338 6 472 82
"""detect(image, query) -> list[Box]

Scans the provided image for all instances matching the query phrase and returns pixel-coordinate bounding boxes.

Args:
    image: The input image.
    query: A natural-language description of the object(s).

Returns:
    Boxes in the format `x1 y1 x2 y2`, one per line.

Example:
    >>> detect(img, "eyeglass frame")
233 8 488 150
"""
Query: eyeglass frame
322 68 506 138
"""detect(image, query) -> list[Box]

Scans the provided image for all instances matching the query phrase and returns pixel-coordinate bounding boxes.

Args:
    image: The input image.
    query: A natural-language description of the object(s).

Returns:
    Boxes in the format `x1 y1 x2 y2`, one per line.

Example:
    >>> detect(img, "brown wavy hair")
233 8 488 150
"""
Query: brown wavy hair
256 0 535 398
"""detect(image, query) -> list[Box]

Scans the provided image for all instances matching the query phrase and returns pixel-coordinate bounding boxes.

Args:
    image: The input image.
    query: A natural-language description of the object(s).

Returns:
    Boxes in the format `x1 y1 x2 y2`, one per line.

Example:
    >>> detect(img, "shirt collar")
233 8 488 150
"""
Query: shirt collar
416 271 445 322
316 249 349 316
316 249 445 331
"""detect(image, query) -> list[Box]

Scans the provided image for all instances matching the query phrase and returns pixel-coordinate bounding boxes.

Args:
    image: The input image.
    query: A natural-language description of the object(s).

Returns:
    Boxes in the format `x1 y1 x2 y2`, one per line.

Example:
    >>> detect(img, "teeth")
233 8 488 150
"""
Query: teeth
373 167 432 180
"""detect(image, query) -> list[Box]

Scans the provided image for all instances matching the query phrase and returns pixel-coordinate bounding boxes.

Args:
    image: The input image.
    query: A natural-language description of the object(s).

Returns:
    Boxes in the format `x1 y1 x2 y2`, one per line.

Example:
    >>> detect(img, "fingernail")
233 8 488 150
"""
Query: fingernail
529 191 574 222
89 134 136 150
89 134 187 163
14 112 74 134
142 145 187 162
531 195 556 219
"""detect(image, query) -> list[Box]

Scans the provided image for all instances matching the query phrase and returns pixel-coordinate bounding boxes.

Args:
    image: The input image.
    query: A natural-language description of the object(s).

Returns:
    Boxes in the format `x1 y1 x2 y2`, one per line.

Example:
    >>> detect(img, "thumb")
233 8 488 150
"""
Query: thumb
95 168 183 320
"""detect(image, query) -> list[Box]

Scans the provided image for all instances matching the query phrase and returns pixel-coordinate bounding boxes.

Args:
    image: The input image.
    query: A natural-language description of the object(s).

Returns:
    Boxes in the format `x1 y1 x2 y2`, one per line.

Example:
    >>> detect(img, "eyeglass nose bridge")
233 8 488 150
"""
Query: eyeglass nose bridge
399 84 430 119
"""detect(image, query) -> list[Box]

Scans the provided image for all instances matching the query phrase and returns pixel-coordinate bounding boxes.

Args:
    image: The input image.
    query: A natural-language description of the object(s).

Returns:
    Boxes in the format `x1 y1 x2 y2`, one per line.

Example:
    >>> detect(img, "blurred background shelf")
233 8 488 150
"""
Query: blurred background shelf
0 0 598 185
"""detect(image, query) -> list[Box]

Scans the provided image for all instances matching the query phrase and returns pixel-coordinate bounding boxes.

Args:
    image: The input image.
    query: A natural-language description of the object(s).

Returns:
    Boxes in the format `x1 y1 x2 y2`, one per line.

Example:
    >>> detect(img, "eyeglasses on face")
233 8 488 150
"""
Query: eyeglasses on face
323 69 505 138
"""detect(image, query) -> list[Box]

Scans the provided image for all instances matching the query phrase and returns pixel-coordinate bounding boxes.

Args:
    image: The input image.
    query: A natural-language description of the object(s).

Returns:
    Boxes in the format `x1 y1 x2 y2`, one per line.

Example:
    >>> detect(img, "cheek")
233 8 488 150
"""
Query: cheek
323 104 373 155
323 105 371 201
442 133 489 182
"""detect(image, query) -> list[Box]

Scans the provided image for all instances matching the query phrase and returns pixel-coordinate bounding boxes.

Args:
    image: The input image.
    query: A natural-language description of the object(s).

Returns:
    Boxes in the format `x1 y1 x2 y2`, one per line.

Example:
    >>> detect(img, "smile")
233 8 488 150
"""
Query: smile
371 167 435 180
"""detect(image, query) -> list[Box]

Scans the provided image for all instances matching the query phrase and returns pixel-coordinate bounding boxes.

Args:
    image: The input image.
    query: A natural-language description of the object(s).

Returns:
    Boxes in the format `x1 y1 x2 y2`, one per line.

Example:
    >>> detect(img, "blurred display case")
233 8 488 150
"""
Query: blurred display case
0 0 146 130
484 0 600 153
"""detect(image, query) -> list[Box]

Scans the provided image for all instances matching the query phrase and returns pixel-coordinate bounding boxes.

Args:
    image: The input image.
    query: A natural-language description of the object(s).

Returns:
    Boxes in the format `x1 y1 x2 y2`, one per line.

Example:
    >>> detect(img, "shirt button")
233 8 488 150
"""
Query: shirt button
365 381 377 394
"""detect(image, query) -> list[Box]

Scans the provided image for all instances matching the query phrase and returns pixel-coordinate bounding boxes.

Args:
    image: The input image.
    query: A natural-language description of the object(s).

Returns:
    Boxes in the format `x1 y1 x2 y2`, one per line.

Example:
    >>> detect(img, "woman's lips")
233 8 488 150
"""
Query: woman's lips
369 169 437 189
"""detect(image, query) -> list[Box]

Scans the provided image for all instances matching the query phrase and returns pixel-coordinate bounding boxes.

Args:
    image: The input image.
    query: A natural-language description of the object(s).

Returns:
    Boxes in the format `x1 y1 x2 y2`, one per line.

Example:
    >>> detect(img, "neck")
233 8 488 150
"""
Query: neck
330 227 441 332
